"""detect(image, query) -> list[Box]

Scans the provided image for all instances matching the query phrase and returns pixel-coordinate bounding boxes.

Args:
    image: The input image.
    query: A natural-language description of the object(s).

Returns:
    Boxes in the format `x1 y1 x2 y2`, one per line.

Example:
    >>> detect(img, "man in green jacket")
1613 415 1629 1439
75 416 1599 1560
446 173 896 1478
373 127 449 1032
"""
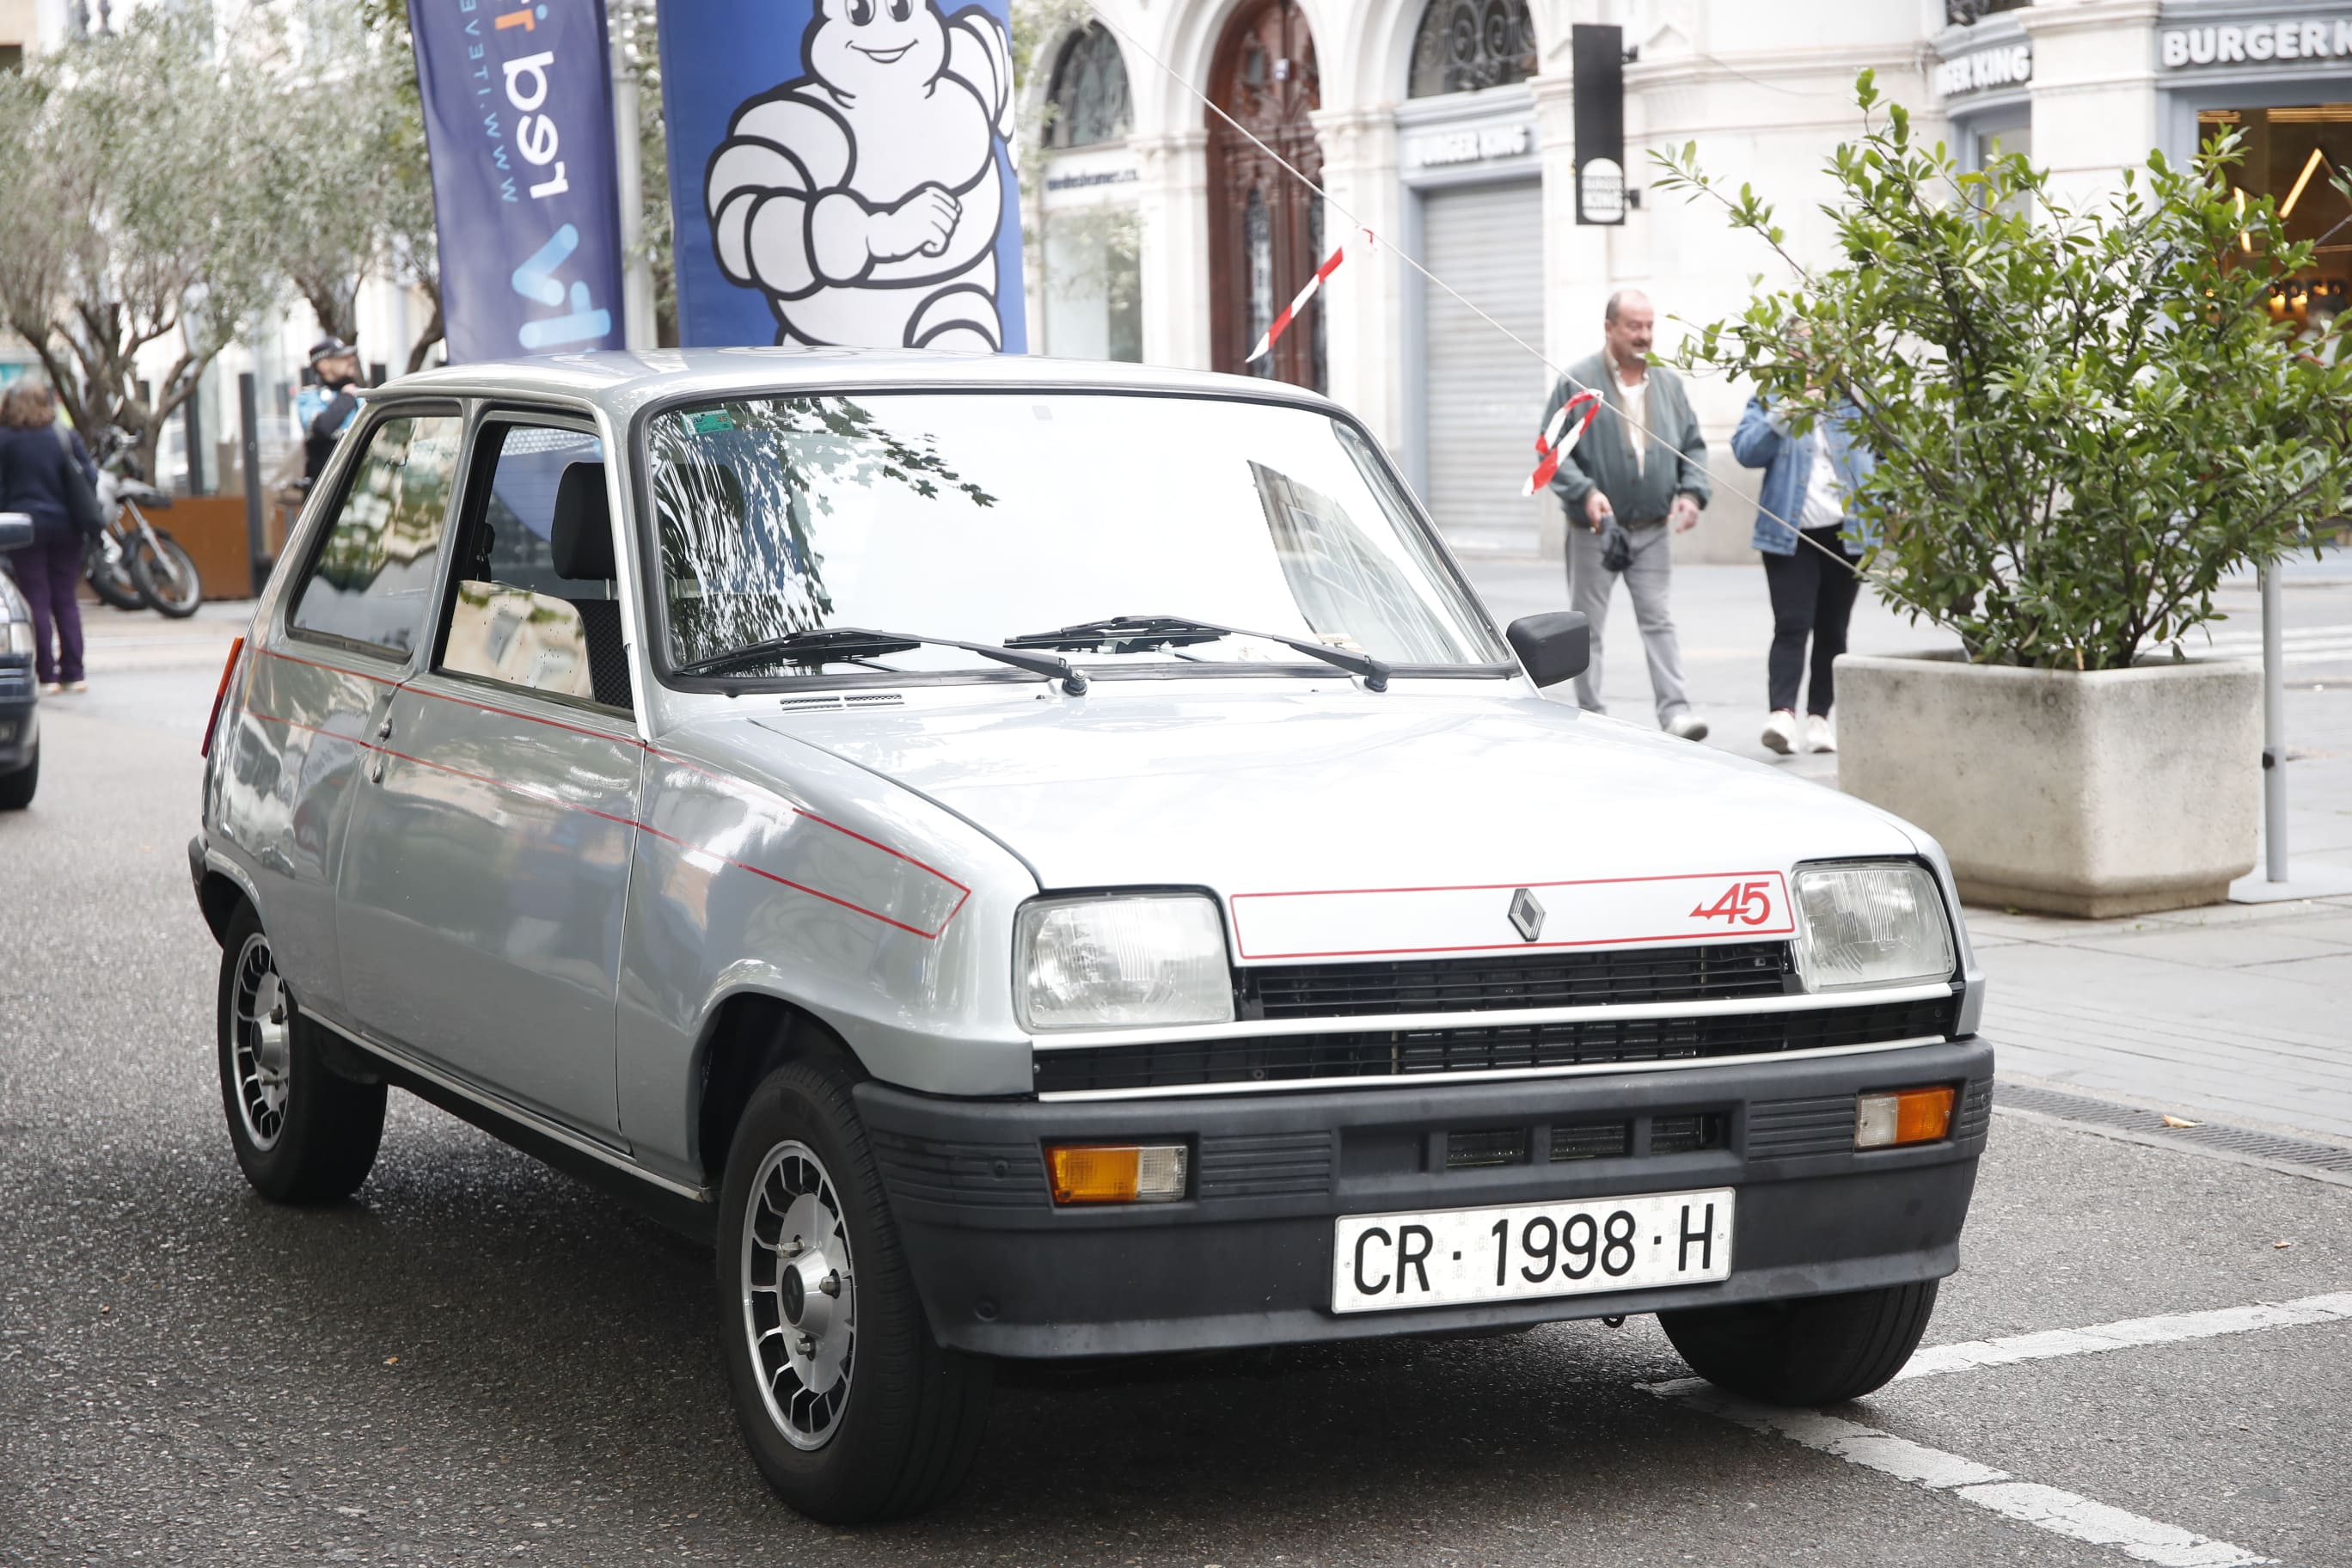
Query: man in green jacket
1540 289 1712 739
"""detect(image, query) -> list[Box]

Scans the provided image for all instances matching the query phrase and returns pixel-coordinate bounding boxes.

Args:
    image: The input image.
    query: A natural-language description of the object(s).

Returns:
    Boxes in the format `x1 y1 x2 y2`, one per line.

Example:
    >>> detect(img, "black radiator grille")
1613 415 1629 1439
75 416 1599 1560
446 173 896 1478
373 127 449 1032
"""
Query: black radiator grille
1238 942 1791 1020
1035 993 1962 1096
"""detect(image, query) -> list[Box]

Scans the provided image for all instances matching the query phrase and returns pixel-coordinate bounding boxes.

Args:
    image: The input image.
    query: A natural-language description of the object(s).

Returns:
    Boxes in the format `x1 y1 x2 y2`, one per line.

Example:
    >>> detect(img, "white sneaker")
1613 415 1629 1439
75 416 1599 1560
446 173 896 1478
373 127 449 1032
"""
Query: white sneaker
1805 714 1835 754
1664 712 1709 742
1761 709 1799 755
37 682 63 696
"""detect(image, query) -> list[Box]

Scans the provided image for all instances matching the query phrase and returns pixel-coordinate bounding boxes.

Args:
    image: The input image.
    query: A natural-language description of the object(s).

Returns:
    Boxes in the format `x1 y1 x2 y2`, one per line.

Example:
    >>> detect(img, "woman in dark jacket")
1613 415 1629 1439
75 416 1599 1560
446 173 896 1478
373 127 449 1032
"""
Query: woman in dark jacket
0 381 97 694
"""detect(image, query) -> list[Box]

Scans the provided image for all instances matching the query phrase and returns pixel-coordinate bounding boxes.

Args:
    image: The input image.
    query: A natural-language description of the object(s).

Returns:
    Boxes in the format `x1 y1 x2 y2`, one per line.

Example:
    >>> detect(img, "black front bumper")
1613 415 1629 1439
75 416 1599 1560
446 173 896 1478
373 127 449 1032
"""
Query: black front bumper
857 1037 1993 1357
0 656 37 773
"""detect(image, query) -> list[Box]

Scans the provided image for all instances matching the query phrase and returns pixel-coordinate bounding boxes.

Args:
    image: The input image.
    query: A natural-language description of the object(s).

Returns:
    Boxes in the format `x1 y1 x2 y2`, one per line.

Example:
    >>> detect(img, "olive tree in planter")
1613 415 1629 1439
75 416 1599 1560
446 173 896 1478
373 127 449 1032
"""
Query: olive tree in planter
1655 75 2352 916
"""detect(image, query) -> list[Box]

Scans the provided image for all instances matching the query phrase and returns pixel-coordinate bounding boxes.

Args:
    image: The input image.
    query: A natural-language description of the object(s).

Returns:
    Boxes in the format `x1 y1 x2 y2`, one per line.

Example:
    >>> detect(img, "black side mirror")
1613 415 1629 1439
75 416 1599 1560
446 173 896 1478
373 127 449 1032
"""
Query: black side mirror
0 512 31 554
1506 611 1590 688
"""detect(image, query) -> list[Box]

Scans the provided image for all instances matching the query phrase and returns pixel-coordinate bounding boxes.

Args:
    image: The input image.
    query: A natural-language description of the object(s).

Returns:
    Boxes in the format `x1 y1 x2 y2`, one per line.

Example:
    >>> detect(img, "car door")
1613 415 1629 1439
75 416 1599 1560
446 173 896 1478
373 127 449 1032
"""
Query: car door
231 402 465 1027
333 413 640 1137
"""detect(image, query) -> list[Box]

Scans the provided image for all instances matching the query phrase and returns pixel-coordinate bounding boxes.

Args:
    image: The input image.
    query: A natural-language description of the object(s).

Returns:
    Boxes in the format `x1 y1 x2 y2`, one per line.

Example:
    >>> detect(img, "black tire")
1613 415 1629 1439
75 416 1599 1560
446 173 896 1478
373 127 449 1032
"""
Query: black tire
85 537 145 612
129 531 203 617
0 742 34 810
715 1057 990 1523
1658 1280 1940 1406
216 903 386 1204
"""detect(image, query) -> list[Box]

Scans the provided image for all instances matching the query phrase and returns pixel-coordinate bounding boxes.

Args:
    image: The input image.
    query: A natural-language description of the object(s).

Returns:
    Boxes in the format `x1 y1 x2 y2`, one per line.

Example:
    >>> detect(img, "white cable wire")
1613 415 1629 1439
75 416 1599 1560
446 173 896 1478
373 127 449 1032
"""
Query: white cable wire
1080 3 1853 573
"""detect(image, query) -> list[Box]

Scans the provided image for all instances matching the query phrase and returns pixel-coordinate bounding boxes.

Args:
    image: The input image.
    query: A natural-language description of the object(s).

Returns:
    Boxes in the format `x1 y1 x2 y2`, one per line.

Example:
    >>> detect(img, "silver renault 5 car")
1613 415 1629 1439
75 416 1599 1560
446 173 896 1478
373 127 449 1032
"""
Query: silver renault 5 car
191 350 1992 1522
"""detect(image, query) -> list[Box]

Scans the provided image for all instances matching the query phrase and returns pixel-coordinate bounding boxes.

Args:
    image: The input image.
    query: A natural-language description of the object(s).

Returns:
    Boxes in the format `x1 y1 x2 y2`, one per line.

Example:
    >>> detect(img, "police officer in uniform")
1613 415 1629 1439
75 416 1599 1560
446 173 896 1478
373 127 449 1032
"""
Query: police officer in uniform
299 336 365 485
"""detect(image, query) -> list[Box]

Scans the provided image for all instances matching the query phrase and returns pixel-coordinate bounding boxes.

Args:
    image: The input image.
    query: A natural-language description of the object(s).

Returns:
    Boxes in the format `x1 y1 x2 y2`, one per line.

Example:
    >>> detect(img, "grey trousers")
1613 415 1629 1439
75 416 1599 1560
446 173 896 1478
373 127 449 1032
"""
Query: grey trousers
1565 518 1690 723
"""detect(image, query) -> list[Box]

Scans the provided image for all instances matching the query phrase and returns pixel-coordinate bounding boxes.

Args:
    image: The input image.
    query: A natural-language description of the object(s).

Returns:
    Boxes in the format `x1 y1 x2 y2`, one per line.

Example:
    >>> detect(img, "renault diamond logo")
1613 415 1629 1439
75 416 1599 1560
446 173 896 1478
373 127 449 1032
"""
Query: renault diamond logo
1508 887 1545 943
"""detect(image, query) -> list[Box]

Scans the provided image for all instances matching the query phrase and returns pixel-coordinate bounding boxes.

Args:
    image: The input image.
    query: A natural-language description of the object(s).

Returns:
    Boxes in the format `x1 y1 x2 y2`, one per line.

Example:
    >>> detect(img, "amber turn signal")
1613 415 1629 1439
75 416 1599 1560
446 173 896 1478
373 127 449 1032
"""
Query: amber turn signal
1044 1143 1188 1205
1854 1085 1957 1148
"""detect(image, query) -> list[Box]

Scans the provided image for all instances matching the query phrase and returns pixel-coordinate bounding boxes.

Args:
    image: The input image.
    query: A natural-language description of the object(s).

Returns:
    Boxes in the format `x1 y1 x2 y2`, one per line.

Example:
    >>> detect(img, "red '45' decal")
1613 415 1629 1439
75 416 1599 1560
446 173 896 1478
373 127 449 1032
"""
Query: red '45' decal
1691 879 1778 927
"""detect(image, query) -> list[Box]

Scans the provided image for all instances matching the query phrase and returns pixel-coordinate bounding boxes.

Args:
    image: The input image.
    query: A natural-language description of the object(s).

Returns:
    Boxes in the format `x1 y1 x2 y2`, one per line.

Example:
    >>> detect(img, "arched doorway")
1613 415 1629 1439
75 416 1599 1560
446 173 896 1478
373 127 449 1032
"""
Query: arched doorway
1207 0 1324 391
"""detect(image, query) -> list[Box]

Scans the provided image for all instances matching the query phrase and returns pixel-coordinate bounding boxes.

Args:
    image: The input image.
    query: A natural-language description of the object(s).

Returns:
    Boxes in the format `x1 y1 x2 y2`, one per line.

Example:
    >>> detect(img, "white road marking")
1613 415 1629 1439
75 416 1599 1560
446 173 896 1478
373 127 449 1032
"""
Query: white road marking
1642 1289 2352 1567
1896 1291 2352 1381
1956 1484 2271 1568
1650 1383 2275 1567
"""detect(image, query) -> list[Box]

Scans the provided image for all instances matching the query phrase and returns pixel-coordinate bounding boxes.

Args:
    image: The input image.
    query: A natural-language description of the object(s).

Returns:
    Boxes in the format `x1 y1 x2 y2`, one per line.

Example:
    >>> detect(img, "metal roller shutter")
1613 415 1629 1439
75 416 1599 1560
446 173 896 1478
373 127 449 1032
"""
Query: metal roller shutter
1419 180 1548 553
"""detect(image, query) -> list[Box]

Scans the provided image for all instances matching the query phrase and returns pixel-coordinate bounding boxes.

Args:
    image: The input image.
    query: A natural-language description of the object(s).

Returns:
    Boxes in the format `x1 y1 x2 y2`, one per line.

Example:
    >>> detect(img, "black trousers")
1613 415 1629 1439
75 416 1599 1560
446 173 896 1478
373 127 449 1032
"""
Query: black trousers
1762 526 1860 716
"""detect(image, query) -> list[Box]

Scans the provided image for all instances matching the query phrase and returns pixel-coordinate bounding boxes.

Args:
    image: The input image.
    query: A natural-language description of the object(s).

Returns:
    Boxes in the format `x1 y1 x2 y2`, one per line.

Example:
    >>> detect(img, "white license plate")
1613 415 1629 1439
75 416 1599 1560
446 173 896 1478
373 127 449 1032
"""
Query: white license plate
1331 1188 1734 1313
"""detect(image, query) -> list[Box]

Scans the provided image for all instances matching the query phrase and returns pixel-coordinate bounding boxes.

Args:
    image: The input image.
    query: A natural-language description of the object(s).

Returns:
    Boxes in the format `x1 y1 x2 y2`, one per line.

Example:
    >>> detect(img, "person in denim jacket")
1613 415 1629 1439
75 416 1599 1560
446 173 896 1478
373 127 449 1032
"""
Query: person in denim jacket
1730 394 1875 756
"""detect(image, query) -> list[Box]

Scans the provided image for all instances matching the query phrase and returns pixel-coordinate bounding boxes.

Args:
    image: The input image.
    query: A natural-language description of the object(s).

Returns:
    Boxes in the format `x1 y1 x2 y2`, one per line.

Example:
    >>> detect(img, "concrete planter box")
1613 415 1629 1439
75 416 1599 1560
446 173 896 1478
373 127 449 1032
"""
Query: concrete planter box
1836 652 2260 918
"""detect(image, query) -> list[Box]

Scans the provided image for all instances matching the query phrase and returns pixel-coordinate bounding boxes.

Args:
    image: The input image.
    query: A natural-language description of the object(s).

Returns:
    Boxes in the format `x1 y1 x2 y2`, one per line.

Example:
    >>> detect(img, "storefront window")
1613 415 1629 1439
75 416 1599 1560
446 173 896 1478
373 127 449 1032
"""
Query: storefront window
1041 210 1142 364
1407 0 1536 99
1969 120 2030 173
2200 105 2352 335
1047 24 1132 149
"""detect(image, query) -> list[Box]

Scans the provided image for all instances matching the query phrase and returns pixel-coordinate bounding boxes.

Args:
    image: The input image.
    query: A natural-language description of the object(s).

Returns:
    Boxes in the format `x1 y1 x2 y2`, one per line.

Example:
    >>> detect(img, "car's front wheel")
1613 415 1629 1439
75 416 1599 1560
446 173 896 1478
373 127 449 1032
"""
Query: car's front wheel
216 903 386 1203
716 1057 990 1523
0 741 35 811
1658 1279 1939 1406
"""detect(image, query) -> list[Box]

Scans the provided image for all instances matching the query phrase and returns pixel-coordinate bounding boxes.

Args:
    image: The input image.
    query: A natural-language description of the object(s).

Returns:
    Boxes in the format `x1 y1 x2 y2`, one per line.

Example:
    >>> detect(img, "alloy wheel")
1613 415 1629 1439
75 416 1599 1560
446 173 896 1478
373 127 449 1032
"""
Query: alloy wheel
740 1140 858 1450
229 931 291 1150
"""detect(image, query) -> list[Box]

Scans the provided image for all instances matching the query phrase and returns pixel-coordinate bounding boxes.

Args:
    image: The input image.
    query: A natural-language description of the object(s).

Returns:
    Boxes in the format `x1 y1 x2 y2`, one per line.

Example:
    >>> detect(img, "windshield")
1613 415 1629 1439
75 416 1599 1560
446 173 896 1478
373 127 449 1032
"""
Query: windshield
643 391 1510 682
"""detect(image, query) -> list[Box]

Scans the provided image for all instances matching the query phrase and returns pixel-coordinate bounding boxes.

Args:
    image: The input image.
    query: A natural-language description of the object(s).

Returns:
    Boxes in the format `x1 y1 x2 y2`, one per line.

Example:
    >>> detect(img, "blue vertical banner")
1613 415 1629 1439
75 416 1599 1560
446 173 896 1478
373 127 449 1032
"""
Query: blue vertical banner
657 0 1027 352
408 0 628 361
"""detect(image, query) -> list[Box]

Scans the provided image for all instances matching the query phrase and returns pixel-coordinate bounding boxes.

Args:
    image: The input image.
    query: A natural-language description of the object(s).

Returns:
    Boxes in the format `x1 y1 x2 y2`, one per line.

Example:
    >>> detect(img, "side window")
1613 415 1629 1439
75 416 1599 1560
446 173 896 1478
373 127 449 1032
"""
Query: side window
438 423 631 712
288 413 463 658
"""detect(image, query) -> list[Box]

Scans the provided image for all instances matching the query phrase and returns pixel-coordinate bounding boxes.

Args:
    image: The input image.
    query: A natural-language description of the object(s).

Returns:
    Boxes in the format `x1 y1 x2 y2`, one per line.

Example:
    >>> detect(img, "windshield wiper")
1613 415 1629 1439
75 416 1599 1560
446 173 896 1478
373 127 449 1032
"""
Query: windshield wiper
1003 615 1393 692
675 626 1089 693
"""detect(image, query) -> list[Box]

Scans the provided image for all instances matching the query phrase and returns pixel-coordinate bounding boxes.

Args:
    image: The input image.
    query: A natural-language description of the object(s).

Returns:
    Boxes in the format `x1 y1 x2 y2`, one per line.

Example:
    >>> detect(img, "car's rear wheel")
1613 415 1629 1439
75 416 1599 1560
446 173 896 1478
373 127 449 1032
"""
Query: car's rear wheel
216 903 386 1203
0 742 35 810
716 1057 990 1523
1658 1280 1939 1406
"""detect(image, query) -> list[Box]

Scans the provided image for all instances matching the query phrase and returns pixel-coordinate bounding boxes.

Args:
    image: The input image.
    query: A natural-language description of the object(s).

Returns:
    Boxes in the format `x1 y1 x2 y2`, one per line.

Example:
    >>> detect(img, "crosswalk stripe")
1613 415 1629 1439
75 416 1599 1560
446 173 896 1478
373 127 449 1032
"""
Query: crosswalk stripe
1643 1289 2352 1566
1648 1384 2274 1566
1894 1291 2352 1380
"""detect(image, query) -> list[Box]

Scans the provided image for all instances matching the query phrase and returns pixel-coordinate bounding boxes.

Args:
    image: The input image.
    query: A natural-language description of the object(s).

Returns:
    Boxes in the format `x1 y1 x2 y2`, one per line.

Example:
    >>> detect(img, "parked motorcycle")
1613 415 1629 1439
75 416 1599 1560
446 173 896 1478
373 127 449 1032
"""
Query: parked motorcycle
81 427 202 618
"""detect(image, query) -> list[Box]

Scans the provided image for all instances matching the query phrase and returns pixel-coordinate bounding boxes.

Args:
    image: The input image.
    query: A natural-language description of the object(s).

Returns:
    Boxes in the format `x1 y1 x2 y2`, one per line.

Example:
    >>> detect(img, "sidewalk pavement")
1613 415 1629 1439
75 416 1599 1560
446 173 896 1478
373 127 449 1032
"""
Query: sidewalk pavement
1462 550 2352 1148
69 572 2352 1146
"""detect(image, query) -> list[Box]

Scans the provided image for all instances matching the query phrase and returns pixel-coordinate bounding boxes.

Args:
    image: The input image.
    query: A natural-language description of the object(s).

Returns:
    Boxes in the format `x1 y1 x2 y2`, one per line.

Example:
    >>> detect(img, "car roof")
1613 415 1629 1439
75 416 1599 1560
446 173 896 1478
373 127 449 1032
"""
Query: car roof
375 347 1344 425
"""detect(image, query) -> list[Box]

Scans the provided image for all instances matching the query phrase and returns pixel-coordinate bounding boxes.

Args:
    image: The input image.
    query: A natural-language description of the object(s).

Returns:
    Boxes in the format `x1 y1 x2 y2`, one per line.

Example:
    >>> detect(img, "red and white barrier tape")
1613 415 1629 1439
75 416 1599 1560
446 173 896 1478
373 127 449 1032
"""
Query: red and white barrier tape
1522 390 1602 497
1246 232 1365 364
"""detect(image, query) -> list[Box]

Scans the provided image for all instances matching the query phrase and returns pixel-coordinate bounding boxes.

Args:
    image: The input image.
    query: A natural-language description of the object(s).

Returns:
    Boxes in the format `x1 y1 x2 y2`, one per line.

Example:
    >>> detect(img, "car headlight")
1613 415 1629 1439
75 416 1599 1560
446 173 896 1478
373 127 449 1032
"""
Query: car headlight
1016 893 1234 1032
1791 862 1955 992
3 622 30 657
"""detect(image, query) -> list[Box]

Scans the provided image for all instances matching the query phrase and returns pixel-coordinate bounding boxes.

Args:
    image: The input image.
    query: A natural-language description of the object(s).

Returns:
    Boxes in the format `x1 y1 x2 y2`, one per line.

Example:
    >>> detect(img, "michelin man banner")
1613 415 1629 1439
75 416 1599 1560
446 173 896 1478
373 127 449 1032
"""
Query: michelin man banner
658 0 1027 352
408 0 628 360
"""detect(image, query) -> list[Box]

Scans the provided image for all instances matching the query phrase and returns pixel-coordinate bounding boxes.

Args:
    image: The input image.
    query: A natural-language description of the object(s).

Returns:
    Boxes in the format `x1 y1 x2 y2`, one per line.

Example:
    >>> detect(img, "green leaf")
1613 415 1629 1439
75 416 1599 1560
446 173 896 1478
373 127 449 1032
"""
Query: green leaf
1663 76 2352 669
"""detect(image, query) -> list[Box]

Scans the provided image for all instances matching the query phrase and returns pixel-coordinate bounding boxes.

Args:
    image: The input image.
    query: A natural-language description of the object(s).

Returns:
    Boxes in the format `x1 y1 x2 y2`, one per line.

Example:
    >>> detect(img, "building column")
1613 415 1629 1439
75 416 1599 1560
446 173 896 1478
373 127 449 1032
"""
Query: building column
1308 104 1404 449
2021 0 2163 207
1131 128 1213 370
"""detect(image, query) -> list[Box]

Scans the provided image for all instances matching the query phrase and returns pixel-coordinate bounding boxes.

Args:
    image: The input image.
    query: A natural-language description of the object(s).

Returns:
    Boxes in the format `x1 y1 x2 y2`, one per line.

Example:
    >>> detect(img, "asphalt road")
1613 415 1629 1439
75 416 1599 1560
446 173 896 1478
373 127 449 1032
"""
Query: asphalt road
3 628 2350 1568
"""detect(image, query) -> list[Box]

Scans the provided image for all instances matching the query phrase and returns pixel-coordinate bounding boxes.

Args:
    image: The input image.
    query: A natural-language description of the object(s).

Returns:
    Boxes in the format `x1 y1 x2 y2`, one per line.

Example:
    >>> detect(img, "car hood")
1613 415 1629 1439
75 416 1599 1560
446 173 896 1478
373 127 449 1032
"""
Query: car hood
726 684 1920 956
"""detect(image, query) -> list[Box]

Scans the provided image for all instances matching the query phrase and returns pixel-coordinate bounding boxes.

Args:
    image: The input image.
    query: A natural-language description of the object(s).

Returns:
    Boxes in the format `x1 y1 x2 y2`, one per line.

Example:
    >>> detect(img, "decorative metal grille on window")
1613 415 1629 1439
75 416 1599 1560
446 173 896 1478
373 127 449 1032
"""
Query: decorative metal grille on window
1945 0 2029 24
1408 0 1537 99
1048 23 1133 148
1245 187 1275 380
